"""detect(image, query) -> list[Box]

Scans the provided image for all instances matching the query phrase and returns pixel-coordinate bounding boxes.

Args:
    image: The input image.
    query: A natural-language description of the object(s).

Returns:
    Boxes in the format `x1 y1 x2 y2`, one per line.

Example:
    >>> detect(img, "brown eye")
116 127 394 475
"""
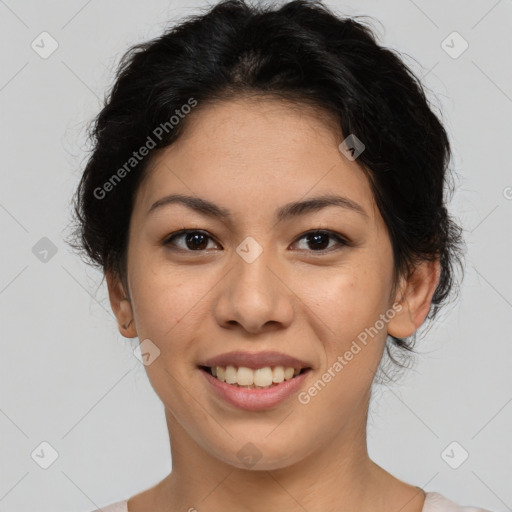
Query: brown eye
163 230 219 251
292 230 348 252
162 228 349 254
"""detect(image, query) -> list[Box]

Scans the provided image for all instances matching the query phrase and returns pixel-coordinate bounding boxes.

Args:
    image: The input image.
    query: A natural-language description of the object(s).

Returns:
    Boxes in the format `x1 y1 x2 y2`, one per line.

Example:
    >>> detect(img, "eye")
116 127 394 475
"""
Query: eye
292 230 349 252
162 229 349 253
162 230 220 252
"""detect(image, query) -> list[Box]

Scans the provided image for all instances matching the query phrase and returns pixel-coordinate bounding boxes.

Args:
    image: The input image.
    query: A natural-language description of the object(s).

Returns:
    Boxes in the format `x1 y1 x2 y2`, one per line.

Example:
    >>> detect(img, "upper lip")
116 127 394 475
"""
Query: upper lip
199 351 312 370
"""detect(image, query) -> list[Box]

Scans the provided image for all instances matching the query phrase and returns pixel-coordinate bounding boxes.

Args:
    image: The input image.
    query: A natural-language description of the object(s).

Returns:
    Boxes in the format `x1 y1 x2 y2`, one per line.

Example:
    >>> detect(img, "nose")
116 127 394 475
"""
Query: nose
212 247 294 334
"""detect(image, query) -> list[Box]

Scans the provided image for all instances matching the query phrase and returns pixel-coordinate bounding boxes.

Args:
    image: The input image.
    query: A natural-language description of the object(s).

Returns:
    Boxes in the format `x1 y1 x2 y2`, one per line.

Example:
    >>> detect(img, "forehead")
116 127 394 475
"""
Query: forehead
169 96 344 163
134 97 378 224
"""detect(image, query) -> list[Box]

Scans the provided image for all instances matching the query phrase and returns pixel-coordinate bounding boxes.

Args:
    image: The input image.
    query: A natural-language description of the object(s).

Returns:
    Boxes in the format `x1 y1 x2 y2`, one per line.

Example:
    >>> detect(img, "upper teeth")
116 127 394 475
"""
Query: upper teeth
211 366 301 388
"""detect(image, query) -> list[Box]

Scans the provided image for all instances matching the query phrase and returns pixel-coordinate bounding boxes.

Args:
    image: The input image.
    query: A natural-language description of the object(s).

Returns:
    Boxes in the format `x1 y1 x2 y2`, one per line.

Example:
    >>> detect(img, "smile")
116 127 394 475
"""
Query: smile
199 365 312 411
200 365 309 389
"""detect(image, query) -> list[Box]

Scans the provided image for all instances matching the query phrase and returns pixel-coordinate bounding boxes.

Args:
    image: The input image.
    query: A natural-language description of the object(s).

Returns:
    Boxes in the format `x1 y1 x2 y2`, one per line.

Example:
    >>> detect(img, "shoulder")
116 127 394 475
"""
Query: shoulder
87 493 494 512
89 500 128 512
423 492 493 512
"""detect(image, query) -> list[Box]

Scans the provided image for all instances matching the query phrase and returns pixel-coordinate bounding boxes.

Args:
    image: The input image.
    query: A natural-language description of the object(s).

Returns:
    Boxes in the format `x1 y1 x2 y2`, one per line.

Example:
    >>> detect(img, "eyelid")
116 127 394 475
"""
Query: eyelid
162 229 221 250
162 228 350 253
290 229 350 253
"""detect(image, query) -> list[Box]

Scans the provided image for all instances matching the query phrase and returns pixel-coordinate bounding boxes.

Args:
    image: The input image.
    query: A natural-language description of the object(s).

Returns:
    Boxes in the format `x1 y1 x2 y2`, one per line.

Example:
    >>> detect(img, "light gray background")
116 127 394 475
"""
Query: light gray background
0 0 511 511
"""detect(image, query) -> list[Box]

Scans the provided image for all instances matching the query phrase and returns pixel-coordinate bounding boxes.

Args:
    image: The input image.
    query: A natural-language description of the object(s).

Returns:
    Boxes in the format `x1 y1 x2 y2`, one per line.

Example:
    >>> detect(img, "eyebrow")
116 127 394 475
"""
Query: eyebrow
147 193 369 222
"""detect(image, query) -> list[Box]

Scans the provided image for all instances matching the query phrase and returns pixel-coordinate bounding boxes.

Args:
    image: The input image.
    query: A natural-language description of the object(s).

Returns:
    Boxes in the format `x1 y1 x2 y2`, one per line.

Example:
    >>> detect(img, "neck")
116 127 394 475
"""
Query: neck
141 406 425 512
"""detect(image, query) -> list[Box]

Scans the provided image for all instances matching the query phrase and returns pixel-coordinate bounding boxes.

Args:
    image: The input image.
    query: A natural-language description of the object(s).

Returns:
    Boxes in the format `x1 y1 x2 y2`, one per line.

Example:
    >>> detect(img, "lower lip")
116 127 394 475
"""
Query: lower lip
200 368 311 411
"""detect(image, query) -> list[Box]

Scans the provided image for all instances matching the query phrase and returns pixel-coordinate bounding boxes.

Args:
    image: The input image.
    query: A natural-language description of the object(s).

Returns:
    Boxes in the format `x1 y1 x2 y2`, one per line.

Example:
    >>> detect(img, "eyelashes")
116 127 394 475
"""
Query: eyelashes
163 230 217 252
162 229 350 254
293 230 349 252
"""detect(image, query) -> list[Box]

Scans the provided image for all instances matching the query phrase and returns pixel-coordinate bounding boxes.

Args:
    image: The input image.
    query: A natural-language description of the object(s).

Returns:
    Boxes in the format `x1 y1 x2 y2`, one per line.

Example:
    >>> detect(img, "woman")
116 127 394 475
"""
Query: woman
69 0 490 510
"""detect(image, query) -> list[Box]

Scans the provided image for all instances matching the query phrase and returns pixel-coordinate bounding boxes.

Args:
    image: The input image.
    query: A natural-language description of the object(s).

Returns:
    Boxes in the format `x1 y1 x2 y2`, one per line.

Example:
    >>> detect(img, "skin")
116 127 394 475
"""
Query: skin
106 97 440 512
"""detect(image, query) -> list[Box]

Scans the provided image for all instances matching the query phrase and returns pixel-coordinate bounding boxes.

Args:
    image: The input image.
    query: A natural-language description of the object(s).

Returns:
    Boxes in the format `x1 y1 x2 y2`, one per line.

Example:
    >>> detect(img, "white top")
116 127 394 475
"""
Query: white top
91 492 493 511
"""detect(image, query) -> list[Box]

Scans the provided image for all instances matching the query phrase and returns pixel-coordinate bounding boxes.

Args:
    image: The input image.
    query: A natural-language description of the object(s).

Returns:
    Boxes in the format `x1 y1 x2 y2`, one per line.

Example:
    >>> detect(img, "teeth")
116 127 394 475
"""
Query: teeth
237 366 254 386
254 367 273 387
208 365 304 388
225 365 237 384
272 366 284 383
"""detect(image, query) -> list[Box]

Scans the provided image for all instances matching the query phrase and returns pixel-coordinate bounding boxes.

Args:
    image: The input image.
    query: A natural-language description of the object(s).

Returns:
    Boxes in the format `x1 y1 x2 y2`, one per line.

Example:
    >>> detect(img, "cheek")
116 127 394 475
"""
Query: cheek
296 269 389 420
299 263 391 397
129 257 208 341
300 261 388 337
127 266 210 410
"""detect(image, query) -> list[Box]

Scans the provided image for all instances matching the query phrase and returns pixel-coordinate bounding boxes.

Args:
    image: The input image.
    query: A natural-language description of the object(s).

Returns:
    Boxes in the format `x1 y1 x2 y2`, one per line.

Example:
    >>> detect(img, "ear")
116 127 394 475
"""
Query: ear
105 270 137 338
387 258 441 339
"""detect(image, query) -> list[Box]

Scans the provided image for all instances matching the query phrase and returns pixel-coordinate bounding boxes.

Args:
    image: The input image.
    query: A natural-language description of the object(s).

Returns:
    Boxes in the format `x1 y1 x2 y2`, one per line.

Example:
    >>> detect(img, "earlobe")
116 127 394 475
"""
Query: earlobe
105 270 137 338
387 259 441 339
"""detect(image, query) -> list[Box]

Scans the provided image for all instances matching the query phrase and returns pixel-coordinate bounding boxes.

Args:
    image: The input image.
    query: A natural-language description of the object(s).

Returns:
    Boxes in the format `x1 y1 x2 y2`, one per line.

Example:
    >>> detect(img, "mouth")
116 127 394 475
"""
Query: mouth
199 365 312 389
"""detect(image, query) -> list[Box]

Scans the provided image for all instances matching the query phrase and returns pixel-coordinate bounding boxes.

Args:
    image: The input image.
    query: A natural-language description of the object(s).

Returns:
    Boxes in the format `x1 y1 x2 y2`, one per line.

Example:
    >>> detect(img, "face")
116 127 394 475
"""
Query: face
108 97 414 471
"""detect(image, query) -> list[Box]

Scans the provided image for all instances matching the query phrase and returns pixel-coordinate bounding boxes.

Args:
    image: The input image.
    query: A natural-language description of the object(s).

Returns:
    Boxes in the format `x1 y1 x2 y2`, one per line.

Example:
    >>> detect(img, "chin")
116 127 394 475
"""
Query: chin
210 438 309 472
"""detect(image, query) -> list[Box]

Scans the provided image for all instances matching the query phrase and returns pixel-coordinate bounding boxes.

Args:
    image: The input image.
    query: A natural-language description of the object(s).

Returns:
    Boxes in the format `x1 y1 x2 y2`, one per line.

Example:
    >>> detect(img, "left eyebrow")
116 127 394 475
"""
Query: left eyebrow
146 193 369 221
275 194 369 221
